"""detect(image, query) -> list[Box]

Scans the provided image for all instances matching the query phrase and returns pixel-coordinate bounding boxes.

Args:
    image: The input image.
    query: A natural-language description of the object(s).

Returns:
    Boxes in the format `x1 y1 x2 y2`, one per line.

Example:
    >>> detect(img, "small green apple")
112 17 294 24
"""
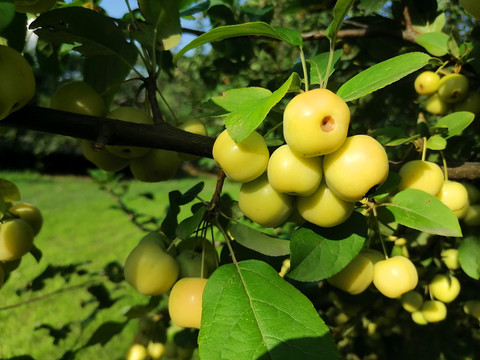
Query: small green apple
441 248 460 270
437 73 469 103
178 118 208 161
327 253 374 295
50 81 105 117
80 140 129 172
424 93 450 115
129 149 180 182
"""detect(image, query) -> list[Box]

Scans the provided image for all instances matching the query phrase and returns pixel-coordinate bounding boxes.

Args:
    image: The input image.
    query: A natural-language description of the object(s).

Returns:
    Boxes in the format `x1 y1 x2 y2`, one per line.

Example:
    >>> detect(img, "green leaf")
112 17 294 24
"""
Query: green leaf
213 73 299 142
337 52 431 102
137 0 182 50
385 189 462 237
287 212 367 282
458 236 480 280
386 134 420 146
176 206 206 240
199 260 339 360
431 111 475 138
30 7 138 101
326 0 355 41
307 49 343 85
415 32 449 57
426 134 447 150
229 222 290 256
174 22 302 62
0 0 15 32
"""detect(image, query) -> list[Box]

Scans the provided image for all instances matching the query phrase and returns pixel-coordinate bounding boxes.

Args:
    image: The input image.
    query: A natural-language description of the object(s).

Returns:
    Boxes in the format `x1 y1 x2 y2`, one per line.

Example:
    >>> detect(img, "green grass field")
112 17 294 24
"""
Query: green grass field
0 171 240 360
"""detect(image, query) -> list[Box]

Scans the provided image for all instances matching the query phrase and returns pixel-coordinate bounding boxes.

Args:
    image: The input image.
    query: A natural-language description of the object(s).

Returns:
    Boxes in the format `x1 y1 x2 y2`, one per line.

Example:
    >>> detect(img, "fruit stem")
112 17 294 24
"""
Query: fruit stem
421 136 427 162
215 219 239 265
371 203 389 259
299 47 309 92
441 151 449 181
323 39 336 89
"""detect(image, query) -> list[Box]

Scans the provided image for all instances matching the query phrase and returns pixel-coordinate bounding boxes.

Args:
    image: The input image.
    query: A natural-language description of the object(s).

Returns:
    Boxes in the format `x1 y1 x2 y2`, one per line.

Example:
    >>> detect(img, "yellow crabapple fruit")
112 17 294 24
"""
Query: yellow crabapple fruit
453 92 480 113
463 300 480 320
400 290 424 313
327 253 374 295
429 274 461 303
8 202 43 236
178 118 208 161
50 81 105 116
124 235 179 296
239 173 293 228
0 45 35 121
212 129 269 183
0 219 35 261
437 73 469 103
463 204 480 226
441 248 460 270
126 343 148 360
105 107 154 159
129 149 179 182
373 256 418 298
425 93 450 115
436 181 470 218
398 160 444 196
80 140 129 172
267 144 323 196
14 0 56 13
361 248 385 265
411 310 428 325
296 181 355 227
323 135 389 202
420 300 447 322
283 88 350 157
414 71 441 95
168 277 208 329
147 341 165 359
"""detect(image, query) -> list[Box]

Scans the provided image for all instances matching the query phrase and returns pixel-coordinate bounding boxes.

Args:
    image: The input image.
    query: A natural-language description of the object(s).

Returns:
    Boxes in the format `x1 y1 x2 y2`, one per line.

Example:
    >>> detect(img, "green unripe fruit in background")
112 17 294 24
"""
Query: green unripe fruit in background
437 73 469 103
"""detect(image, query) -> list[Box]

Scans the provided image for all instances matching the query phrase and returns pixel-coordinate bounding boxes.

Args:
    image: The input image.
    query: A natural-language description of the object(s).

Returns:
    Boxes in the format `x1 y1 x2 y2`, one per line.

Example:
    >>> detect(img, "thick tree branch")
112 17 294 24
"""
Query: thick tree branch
2 106 215 159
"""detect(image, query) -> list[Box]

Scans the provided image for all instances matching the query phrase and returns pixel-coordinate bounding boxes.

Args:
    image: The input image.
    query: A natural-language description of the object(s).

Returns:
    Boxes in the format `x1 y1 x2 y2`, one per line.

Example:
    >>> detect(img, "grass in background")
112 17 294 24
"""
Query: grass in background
0 171 240 360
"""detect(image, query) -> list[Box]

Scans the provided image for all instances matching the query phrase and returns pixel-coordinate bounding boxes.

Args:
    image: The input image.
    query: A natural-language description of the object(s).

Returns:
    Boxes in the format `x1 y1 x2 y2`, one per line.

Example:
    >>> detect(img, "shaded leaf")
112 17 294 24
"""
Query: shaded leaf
337 52 431 102
458 236 480 280
431 111 475 138
176 205 206 240
199 260 339 360
307 49 343 85
288 212 367 282
385 189 462 237
84 321 128 347
229 222 290 256
0 178 21 202
326 0 355 41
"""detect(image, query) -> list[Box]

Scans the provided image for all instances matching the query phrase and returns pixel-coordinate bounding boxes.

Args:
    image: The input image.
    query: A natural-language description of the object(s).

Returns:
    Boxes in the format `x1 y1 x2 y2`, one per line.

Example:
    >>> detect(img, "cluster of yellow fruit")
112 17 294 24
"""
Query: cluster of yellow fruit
0 181 43 289
212 88 390 228
397 159 470 218
49 81 207 182
414 70 480 115
0 45 36 121
123 232 218 330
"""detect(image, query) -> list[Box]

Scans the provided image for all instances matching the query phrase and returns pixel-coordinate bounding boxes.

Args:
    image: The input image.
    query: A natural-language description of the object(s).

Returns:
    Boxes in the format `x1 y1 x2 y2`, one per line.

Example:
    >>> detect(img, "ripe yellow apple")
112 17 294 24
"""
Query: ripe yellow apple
14 0 56 13
400 290 424 312
327 252 374 294
441 248 460 270
126 343 148 360
463 300 480 320
105 107 154 159
50 81 105 117
283 88 350 157
8 201 43 236
178 118 208 161
267 144 323 196
424 93 450 115
296 181 355 227
373 256 418 298
411 310 428 325
436 181 469 218
323 135 389 202
419 300 447 322
80 140 129 172
168 277 208 329
124 235 179 296
147 341 165 359
0 218 35 261
398 160 444 196
463 204 480 226
414 71 440 95
129 149 179 182
212 129 269 183
0 45 35 121
428 274 461 303
453 92 480 113
437 73 469 103
238 173 293 227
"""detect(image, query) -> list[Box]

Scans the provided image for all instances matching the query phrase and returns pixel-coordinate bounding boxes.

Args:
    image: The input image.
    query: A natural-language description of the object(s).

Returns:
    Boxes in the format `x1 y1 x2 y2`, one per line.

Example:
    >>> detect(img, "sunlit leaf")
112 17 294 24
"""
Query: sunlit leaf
415 32 449 57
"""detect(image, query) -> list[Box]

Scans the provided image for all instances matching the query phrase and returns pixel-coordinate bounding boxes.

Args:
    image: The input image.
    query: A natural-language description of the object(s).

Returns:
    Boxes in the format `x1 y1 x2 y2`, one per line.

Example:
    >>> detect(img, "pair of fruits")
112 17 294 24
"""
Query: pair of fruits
0 45 36 121
0 180 43 289
124 232 216 329
328 251 418 299
213 89 390 228
398 159 469 218
414 71 479 115
50 81 203 182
